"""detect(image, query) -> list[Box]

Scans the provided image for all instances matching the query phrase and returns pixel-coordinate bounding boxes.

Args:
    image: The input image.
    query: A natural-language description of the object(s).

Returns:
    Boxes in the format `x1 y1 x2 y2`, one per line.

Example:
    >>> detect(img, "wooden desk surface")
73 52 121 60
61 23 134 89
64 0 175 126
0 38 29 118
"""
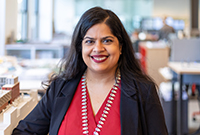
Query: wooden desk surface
168 62 200 74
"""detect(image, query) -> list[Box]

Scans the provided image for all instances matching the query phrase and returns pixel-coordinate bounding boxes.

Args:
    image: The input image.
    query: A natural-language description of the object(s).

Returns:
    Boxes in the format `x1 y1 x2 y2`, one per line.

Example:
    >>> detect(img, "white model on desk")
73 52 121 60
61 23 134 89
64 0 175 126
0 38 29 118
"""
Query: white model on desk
0 76 20 111
0 75 38 135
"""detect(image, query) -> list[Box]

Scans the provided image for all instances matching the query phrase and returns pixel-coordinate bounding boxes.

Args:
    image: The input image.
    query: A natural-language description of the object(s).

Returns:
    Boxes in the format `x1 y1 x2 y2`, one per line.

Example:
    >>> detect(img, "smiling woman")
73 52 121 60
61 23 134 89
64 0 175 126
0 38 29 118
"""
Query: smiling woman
12 7 168 135
82 23 121 75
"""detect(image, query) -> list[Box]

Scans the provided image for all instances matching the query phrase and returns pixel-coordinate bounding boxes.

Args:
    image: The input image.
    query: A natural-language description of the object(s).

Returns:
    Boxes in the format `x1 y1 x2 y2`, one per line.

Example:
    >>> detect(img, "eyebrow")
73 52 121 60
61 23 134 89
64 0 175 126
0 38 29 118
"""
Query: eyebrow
83 36 114 40
83 37 94 40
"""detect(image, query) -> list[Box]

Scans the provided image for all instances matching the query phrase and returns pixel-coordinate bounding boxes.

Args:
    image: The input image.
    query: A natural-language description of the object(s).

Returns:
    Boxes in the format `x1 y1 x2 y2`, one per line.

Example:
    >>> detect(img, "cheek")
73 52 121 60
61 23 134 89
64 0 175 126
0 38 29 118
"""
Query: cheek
110 47 121 57
109 51 121 63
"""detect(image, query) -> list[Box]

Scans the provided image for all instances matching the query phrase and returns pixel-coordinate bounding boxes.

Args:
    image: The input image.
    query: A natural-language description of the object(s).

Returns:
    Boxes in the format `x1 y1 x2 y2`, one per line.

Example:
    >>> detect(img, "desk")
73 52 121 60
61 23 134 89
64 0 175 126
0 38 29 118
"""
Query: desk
168 62 200 135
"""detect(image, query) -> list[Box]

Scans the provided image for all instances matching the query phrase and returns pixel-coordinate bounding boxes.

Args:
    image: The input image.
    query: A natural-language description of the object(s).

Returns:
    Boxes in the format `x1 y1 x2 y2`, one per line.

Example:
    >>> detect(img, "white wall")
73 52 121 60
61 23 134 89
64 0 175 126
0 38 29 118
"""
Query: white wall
153 0 190 18
5 0 18 44
0 0 6 56
0 0 17 56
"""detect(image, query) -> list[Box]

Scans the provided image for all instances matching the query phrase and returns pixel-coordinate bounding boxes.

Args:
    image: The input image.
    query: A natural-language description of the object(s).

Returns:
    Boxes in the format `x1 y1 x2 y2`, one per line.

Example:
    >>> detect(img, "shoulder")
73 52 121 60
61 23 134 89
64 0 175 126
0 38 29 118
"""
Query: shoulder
45 77 68 97
53 77 68 86
134 79 158 101
48 73 83 96
51 71 84 87
48 77 68 90
135 79 156 92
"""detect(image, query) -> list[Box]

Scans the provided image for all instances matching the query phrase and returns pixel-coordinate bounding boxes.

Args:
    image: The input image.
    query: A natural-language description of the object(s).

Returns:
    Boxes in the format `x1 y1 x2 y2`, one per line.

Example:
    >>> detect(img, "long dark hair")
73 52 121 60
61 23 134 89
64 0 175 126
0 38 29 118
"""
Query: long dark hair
47 6 155 90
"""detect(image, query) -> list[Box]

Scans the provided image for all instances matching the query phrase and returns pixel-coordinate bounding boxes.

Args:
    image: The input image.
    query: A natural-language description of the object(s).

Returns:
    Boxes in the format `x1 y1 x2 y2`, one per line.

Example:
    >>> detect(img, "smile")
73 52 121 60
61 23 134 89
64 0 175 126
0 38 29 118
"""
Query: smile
91 55 109 63
93 57 107 61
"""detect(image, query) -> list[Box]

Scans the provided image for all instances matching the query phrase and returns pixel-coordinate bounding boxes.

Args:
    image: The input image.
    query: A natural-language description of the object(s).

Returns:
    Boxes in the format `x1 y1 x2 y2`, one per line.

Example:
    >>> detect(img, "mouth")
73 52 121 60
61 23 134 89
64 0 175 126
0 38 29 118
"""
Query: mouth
90 55 109 63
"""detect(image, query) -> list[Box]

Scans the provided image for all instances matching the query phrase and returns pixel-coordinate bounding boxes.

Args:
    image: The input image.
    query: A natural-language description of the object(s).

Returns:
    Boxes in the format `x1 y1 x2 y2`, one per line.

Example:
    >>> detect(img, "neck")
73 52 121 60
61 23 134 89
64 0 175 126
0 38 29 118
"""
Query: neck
85 69 117 84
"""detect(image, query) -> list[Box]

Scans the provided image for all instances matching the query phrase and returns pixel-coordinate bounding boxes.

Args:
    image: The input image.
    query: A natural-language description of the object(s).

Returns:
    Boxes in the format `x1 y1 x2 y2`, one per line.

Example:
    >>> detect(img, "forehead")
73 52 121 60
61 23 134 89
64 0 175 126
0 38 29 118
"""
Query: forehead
84 23 114 37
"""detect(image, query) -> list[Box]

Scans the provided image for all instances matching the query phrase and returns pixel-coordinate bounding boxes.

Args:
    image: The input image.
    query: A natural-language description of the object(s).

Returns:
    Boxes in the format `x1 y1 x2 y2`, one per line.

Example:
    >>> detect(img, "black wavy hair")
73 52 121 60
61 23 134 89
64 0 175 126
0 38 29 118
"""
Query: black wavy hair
47 6 155 90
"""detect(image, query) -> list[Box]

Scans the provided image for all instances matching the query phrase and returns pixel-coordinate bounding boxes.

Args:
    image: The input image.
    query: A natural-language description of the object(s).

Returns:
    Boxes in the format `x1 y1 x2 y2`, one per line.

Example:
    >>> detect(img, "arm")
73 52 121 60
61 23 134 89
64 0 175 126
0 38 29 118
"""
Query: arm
12 80 60 135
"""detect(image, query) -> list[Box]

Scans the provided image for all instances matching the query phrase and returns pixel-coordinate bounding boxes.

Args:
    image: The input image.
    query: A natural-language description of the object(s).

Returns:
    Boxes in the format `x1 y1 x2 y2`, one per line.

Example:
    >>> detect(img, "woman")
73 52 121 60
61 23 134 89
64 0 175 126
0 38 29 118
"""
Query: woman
12 7 168 135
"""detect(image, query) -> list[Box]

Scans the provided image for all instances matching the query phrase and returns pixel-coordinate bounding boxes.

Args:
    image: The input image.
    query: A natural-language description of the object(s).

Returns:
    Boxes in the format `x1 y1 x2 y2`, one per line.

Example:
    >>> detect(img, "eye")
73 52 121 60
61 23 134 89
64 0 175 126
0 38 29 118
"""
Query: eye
103 39 113 44
84 40 95 45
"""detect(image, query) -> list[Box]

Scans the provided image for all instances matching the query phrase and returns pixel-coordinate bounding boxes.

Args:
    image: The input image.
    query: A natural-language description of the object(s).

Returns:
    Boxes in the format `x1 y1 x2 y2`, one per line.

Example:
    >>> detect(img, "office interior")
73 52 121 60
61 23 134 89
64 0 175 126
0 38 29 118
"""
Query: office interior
0 0 200 134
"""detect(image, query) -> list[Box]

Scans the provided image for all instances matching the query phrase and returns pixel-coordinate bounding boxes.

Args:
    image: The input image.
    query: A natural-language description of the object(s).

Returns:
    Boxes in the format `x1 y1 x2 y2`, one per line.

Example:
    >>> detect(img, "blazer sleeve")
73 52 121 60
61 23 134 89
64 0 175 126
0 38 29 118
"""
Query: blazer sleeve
144 83 168 135
12 79 64 135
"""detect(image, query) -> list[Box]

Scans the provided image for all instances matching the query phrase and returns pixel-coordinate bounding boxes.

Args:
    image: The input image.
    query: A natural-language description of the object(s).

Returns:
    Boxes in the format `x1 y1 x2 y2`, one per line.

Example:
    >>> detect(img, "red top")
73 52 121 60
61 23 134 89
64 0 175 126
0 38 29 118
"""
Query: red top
58 80 121 135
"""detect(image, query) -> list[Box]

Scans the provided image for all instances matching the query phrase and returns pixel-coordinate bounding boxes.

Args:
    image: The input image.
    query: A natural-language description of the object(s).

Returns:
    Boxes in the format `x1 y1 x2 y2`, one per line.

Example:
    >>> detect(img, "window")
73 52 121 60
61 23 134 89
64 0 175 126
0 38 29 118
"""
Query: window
17 0 28 42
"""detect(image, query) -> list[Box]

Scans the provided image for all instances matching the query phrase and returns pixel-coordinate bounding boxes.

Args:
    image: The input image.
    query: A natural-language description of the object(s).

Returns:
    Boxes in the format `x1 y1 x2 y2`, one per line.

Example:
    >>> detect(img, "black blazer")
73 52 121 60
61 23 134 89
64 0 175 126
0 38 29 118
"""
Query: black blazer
12 72 168 135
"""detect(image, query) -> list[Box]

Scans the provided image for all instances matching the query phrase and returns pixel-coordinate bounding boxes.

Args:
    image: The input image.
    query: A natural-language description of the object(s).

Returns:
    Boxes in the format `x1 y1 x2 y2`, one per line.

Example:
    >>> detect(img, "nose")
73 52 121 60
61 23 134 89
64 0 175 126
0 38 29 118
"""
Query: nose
93 41 105 53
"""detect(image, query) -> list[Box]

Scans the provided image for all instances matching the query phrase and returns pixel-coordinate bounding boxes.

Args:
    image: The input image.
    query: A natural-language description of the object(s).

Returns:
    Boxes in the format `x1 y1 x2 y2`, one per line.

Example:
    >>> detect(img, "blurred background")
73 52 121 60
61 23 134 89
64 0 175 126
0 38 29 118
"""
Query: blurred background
1 0 197 85
0 0 194 47
0 0 200 134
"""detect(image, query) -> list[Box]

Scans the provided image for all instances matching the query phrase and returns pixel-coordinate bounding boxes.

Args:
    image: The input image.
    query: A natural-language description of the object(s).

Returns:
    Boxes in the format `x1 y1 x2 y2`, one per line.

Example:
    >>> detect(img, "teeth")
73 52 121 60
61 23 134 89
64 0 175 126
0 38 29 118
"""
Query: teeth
93 57 107 61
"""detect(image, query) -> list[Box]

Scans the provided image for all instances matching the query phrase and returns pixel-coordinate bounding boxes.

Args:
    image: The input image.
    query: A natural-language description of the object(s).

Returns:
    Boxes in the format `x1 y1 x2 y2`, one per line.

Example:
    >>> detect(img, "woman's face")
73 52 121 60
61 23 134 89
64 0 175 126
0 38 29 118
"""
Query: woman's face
82 23 121 74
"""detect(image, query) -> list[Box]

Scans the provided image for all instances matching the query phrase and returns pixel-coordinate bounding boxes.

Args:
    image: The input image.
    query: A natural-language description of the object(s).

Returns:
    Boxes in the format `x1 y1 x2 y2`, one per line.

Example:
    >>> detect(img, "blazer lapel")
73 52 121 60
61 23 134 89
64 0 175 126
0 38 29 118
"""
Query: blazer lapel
49 73 82 135
120 79 139 135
